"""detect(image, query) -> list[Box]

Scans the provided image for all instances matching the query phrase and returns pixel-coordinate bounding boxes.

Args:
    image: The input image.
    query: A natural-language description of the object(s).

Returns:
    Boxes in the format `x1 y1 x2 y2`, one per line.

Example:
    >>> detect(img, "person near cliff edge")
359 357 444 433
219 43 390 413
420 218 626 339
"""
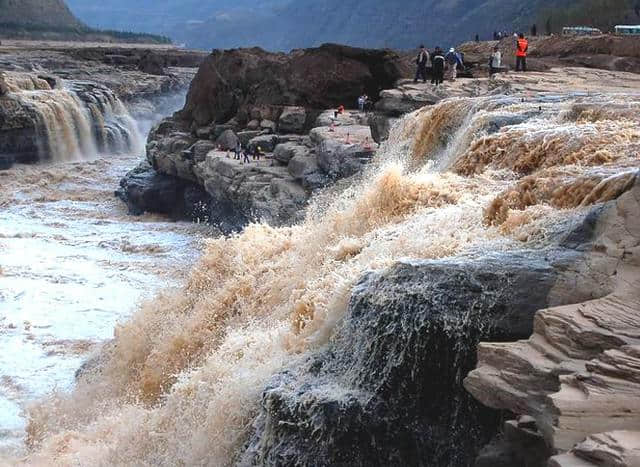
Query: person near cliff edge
489 45 502 77
414 44 430 83
431 47 445 86
516 33 528 72
445 47 463 81
234 141 241 160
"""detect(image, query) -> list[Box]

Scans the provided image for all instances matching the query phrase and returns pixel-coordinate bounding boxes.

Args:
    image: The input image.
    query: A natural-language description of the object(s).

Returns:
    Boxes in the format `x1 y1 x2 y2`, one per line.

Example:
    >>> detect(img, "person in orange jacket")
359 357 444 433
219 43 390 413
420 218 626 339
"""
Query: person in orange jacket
516 33 528 72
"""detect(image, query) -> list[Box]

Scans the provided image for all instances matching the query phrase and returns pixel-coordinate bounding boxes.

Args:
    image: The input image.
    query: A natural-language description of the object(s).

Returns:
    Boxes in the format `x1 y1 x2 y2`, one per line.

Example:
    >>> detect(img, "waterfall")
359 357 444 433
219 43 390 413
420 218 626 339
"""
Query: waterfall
15 82 143 163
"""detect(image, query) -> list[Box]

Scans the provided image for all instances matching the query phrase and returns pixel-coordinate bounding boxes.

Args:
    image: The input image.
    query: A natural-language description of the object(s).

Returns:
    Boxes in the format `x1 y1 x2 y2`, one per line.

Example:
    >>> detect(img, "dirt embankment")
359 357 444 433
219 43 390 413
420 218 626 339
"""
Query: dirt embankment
459 34 640 75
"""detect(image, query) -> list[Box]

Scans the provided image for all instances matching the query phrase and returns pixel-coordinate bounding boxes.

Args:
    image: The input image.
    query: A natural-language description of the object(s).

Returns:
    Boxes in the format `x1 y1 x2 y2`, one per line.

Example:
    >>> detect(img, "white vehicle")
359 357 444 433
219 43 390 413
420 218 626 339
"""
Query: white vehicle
615 25 640 35
562 26 603 36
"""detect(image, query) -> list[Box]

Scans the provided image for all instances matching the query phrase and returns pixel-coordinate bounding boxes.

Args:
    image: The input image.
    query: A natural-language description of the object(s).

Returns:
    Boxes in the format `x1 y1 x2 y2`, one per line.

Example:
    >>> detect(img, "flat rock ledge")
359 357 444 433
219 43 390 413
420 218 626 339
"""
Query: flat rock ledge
464 175 640 466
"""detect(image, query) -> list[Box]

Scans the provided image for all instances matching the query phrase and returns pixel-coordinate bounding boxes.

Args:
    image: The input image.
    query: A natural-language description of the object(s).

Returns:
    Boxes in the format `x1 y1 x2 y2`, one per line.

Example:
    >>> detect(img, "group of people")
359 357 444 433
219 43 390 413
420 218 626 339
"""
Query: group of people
414 45 465 86
416 32 529 84
229 141 264 164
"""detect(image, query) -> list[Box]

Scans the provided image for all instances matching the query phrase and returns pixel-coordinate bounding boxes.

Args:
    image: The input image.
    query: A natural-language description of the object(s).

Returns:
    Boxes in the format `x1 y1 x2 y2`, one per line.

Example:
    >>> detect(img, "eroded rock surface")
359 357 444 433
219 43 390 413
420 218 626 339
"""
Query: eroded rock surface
465 175 640 465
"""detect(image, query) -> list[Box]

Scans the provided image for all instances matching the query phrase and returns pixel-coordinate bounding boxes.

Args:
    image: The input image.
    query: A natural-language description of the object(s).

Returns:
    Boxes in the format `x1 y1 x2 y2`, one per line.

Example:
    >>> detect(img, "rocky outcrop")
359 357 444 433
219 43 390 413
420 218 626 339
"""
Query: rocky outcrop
465 174 640 465
115 162 210 221
180 44 407 128
132 109 376 232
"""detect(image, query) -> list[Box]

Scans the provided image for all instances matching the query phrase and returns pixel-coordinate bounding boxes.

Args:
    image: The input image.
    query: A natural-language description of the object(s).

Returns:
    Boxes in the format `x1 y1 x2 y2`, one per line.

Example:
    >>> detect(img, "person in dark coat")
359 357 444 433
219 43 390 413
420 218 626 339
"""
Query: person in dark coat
431 47 445 86
414 45 430 83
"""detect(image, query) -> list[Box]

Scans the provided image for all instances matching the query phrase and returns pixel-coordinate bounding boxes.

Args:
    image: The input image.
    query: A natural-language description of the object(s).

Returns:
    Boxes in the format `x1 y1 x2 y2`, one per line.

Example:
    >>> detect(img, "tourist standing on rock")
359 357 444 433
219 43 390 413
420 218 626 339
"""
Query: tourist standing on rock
489 45 502 77
516 33 529 72
242 146 251 164
234 141 241 160
358 94 366 112
531 24 537 37
431 47 445 86
334 104 345 119
445 48 462 81
414 45 430 83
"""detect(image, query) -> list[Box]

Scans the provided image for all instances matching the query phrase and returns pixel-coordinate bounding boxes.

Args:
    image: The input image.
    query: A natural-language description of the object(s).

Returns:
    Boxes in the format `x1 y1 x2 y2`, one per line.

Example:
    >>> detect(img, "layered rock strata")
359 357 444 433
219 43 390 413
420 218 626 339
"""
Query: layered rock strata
465 176 640 466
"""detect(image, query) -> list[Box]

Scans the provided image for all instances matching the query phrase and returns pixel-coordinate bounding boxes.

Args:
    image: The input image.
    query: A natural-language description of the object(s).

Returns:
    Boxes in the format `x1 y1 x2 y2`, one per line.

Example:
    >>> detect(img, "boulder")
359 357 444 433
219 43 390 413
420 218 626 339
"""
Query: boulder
215 129 238 150
273 142 309 165
190 140 216 162
246 119 260 131
368 113 396 143
260 119 276 133
115 162 210 221
317 139 375 181
278 106 306 134
248 134 278 152
181 44 407 127
287 154 319 179
236 130 263 147
212 124 236 140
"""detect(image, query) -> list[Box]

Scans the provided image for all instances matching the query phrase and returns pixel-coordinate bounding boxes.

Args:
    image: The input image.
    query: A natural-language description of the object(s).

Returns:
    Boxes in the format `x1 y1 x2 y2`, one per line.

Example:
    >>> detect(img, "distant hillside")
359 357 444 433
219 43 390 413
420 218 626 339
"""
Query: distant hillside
66 0 635 51
0 0 171 43
0 0 84 29
67 0 552 50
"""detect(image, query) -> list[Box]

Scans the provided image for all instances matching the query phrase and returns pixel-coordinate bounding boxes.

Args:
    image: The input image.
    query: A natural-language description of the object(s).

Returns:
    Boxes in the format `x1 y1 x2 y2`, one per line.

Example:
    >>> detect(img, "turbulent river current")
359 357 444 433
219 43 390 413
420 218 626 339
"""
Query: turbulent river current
0 92 210 456
1 80 639 465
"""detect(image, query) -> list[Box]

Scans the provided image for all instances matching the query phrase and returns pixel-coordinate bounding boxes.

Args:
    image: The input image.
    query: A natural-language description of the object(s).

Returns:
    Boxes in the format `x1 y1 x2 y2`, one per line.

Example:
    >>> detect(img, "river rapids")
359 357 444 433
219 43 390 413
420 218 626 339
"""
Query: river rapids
1 88 639 465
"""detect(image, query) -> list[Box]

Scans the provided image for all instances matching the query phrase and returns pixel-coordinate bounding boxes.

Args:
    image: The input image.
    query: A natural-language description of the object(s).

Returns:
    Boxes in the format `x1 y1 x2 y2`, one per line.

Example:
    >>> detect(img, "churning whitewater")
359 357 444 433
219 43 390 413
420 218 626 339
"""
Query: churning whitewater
11 91 639 465
0 84 211 457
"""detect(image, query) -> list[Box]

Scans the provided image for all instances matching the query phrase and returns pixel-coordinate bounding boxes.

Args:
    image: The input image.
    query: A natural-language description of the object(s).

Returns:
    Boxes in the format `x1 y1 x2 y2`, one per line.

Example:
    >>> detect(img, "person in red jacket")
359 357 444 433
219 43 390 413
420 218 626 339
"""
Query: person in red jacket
516 33 529 72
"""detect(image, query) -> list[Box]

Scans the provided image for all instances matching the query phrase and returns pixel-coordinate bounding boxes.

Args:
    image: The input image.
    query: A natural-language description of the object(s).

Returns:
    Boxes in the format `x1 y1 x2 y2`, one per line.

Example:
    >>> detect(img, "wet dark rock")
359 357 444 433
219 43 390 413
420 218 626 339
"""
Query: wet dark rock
0 95 41 164
241 253 563 467
115 162 210 221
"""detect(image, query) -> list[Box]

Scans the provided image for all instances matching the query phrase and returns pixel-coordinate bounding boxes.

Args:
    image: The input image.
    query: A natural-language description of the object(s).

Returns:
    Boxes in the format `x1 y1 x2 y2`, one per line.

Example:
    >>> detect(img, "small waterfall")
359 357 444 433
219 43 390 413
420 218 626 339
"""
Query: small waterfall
15 81 143 163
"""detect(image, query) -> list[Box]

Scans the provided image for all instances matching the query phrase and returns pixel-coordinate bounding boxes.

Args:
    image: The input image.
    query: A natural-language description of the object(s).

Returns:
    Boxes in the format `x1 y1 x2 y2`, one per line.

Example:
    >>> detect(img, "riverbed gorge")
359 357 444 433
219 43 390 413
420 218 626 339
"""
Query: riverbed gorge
1 37 639 467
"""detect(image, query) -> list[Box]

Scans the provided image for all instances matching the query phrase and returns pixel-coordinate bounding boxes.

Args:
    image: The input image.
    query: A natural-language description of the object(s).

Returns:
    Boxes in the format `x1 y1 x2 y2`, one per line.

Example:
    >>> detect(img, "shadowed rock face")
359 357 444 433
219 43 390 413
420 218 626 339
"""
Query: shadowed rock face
180 44 408 128
240 254 570 466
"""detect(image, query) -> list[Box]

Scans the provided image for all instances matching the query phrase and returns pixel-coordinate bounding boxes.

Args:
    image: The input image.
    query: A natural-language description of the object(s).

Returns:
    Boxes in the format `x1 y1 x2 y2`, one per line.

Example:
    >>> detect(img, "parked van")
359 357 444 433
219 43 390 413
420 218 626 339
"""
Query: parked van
562 26 603 36
615 25 640 35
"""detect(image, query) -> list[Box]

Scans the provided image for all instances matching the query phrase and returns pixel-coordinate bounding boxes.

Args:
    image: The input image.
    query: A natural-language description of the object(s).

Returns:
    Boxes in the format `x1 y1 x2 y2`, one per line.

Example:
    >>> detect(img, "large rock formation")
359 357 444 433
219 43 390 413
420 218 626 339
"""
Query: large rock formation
180 44 408 129
119 45 400 232
129 108 376 233
465 175 640 466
